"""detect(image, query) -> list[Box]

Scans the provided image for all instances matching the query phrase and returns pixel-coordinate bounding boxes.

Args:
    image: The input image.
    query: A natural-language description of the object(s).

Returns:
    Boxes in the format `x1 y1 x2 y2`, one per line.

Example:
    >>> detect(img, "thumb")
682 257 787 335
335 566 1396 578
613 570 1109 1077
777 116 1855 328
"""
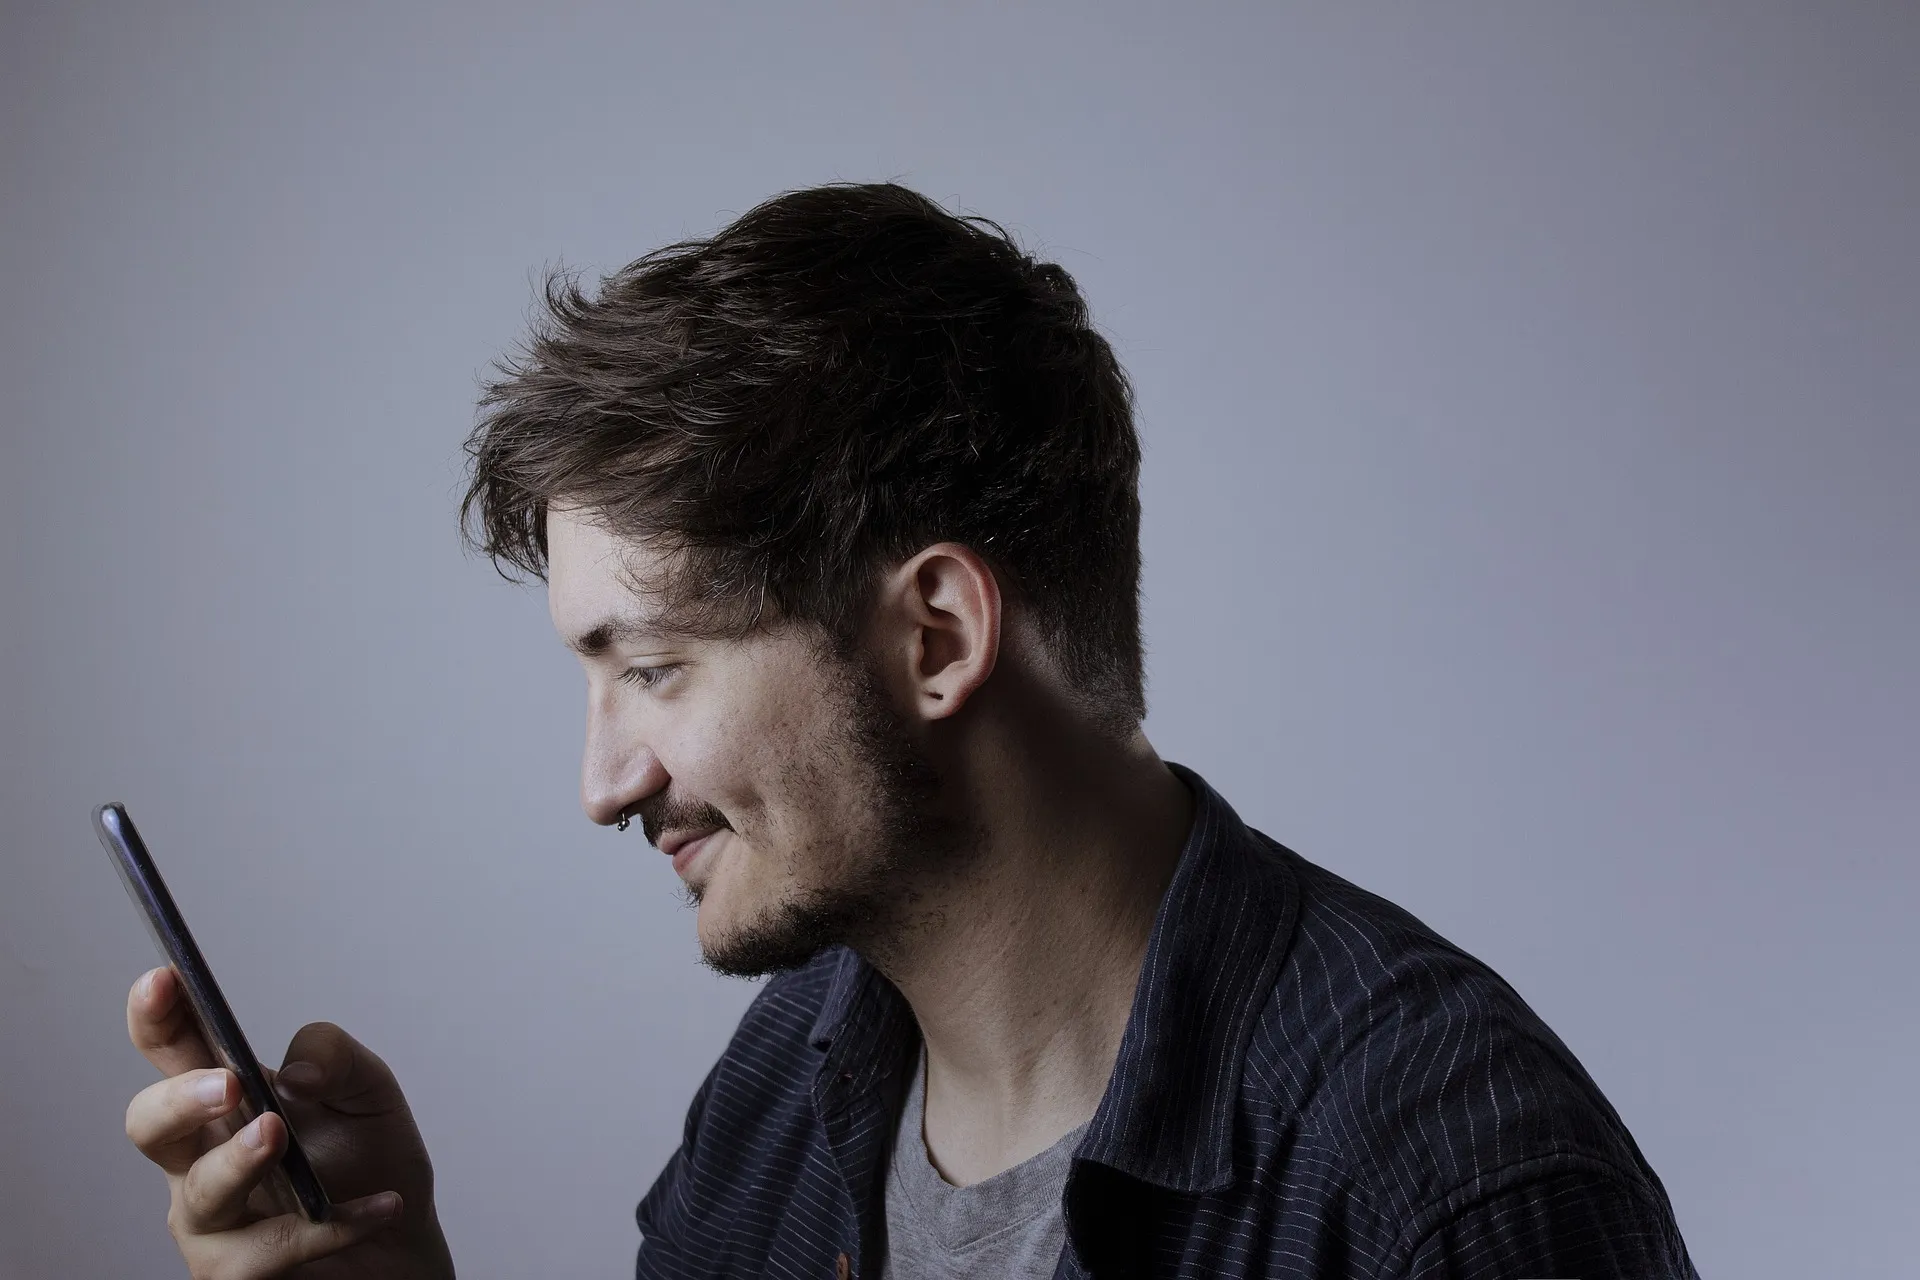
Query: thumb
277 1022 406 1116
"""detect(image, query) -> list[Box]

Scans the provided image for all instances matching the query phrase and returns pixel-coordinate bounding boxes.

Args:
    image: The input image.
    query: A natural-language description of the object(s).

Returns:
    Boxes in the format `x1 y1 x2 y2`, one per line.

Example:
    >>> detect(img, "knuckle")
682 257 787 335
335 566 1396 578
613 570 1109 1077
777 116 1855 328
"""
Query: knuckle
180 1150 230 1223
289 1020 344 1058
177 1169 208 1222
184 1237 245 1280
249 1217 303 1271
125 1084 169 1151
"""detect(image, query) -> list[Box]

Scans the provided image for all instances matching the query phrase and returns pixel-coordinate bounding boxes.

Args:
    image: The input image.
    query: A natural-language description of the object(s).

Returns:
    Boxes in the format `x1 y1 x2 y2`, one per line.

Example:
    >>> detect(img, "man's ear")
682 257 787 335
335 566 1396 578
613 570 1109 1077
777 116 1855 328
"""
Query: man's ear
870 542 1002 722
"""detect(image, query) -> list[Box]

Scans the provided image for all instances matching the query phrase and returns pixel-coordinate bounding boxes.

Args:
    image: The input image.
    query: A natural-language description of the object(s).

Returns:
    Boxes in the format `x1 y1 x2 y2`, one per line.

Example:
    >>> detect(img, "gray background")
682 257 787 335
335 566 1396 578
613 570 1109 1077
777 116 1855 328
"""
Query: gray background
2 3 1914 1276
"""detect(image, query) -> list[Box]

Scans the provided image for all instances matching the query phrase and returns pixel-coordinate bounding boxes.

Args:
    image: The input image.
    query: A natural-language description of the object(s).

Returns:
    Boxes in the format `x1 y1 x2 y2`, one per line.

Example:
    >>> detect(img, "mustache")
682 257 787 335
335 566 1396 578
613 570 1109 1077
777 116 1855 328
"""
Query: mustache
635 790 732 848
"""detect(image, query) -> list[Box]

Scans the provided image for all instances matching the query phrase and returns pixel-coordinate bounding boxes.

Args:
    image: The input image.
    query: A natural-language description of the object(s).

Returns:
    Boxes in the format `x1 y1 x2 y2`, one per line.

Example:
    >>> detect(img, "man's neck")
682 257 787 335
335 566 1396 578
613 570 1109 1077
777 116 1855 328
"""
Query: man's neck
873 709 1193 1187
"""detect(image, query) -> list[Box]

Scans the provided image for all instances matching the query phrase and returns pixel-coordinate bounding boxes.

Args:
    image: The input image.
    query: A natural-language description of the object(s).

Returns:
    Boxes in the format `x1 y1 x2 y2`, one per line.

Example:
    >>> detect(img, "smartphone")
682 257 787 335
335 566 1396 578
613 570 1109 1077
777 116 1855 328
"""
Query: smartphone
94 802 332 1223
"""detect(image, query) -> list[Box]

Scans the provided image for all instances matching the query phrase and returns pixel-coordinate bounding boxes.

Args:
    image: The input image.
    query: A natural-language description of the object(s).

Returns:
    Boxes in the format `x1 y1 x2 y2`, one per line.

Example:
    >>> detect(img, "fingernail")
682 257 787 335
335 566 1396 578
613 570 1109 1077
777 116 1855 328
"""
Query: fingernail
278 1061 323 1091
239 1116 266 1149
194 1072 229 1106
343 1191 402 1221
141 968 162 999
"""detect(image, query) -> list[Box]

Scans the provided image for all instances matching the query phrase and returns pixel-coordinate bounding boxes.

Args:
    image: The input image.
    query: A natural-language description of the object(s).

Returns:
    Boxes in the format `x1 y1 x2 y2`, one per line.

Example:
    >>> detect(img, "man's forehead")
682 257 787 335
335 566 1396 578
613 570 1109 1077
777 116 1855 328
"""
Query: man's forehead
545 506 772 655
547 503 662 571
548 561 682 656
546 506 674 643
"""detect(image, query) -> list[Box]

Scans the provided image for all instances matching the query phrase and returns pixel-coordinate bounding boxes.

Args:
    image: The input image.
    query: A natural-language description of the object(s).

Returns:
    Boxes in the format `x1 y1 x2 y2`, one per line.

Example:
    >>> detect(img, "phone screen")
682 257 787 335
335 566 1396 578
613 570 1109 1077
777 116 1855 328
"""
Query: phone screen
94 802 333 1223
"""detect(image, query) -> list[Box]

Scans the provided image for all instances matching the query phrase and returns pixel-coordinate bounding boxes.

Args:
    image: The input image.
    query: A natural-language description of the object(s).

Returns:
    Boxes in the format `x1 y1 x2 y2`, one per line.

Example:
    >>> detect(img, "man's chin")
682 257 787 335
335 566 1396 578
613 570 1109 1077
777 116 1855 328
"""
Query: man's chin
693 890 876 978
696 923 834 979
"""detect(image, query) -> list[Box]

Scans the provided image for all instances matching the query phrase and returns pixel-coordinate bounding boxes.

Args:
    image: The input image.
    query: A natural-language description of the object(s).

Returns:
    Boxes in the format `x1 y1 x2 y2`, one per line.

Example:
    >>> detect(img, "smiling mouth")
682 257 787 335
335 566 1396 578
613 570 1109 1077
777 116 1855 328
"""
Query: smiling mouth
660 828 724 876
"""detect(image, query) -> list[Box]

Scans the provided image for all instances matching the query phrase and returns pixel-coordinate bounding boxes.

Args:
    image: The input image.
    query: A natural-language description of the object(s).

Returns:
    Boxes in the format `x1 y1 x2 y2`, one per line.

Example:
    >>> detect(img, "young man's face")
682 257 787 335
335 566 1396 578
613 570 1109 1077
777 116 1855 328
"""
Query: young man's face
545 505 957 975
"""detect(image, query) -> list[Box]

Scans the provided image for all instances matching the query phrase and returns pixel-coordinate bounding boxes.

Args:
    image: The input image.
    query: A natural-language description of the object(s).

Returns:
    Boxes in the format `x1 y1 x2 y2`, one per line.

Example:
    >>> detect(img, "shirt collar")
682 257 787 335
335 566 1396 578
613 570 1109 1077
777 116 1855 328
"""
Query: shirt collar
808 762 1299 1195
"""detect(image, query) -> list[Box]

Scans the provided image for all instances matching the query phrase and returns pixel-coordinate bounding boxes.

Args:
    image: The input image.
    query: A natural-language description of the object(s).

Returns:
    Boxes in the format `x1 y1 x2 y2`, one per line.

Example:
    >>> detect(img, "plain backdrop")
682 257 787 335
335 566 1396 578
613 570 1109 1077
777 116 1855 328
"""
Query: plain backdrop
3 3 1915 1276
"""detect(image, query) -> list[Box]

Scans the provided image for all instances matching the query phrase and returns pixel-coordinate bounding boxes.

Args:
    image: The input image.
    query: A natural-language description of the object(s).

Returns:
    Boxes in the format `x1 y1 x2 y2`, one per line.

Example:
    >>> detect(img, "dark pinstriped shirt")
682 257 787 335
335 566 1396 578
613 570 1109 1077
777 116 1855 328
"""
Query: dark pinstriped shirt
635 765 1699 1279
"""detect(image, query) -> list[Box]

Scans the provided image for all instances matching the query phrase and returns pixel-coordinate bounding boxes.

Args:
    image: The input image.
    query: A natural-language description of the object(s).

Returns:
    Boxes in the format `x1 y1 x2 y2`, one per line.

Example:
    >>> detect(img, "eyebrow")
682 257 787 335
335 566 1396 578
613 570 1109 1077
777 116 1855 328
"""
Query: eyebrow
564 613 671 658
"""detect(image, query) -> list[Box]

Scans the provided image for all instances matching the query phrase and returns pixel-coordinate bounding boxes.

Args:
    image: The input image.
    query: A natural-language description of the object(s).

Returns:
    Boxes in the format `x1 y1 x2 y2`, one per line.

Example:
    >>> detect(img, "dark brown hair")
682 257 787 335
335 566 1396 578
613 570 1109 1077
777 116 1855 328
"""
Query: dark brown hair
461 182 1145 726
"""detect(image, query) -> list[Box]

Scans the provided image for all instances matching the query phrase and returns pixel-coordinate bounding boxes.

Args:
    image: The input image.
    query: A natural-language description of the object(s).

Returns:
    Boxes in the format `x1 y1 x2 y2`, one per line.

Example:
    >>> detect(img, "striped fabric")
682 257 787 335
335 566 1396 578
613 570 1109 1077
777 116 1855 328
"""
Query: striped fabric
635 765 1699 1278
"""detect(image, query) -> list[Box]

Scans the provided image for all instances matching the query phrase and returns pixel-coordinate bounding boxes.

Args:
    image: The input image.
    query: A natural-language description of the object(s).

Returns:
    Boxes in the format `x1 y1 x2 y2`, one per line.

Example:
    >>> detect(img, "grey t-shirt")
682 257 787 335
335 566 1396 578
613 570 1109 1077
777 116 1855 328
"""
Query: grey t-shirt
879 1049 1088 1280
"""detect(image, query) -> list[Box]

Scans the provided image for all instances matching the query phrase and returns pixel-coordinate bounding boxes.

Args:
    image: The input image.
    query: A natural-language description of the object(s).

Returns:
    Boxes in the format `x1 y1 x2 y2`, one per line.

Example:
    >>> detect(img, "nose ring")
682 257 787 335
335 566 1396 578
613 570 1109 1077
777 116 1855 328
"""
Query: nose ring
616 810 631 832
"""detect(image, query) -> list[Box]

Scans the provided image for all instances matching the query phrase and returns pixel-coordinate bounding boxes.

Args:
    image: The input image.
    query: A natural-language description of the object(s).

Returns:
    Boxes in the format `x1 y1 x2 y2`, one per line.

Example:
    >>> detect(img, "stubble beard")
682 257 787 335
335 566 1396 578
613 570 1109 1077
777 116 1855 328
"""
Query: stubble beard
693 643 976 979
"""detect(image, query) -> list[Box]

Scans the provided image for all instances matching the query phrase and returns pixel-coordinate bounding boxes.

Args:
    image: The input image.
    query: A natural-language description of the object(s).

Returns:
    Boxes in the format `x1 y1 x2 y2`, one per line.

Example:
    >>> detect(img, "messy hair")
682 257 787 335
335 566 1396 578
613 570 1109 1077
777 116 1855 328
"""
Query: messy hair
461 182 1145 727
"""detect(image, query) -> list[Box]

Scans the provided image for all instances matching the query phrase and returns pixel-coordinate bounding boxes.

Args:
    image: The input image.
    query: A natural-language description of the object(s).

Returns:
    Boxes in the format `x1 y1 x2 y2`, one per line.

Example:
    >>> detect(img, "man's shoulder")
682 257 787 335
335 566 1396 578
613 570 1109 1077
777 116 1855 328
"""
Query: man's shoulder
1241 835 1675 1227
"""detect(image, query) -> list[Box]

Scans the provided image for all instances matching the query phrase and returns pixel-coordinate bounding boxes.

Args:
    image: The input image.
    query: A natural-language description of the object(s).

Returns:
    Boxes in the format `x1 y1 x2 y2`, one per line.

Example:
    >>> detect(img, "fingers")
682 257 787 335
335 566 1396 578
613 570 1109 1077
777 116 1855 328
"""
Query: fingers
146 1090 412 1280
126 1068 239 1175
128 967 216 1077
180 1193 404 1279
175 1110 287 1235
277 1022 407 1117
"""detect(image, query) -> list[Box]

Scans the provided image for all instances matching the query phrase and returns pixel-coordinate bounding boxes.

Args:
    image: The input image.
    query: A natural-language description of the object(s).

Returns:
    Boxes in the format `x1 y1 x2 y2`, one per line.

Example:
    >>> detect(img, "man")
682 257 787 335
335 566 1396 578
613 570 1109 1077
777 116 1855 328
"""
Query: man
121 183 1699 1278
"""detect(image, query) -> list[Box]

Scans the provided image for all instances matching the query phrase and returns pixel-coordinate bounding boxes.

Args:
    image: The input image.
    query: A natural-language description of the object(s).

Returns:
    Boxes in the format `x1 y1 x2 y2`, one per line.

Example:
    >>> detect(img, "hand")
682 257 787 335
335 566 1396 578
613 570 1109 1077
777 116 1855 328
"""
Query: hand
124 967 457 1279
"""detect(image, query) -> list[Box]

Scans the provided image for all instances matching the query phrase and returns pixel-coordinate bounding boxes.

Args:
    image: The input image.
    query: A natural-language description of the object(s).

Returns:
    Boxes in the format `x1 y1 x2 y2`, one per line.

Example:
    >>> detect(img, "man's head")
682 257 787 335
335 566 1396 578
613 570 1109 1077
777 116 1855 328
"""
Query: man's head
461 183 1143 974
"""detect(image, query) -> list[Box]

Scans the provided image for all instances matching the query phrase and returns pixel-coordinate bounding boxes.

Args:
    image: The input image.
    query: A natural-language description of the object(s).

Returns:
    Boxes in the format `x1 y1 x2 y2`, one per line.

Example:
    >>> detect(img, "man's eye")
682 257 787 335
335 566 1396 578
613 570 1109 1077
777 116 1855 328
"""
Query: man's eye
617 664 679 690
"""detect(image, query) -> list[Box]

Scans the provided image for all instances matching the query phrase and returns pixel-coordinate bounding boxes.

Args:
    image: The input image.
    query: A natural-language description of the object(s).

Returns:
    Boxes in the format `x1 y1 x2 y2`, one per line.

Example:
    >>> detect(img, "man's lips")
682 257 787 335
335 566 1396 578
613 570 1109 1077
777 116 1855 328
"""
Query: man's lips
659 828 723 875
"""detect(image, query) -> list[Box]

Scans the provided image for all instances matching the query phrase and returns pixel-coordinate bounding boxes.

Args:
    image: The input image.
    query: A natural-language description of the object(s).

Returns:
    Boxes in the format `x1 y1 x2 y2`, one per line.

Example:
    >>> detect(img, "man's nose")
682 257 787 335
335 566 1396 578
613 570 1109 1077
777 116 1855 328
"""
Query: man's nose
581 702 669 826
